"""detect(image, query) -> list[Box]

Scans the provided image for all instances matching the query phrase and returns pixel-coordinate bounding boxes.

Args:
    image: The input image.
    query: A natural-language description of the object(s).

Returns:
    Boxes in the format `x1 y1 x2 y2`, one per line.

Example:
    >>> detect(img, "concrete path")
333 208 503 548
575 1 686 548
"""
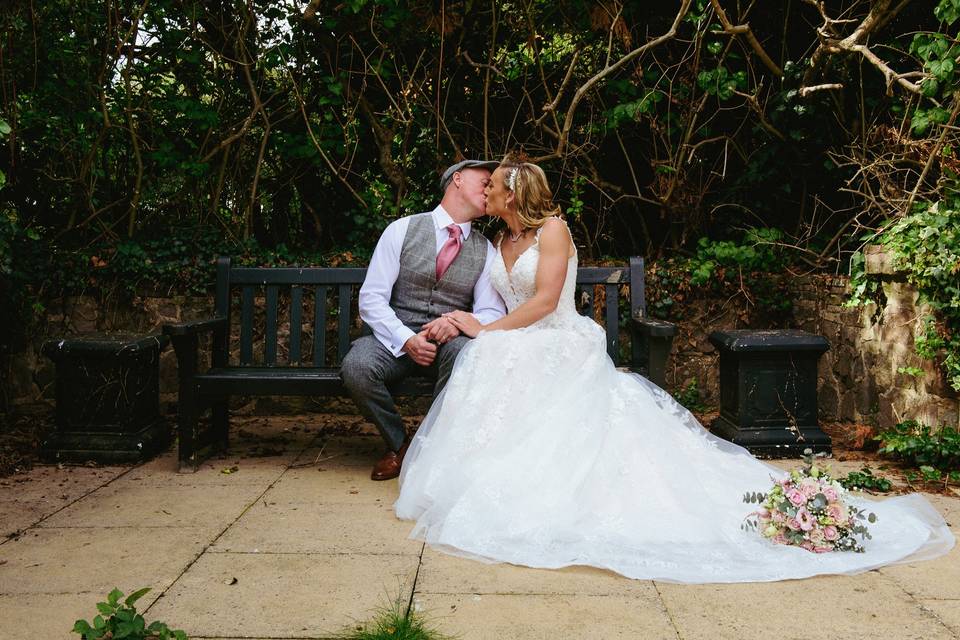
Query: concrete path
1 418 958 640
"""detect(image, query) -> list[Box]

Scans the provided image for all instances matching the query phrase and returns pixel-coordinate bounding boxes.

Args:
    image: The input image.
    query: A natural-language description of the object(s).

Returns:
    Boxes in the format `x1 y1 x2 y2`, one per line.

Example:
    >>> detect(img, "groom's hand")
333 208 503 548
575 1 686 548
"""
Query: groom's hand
402 332 437 367
422 317 460 345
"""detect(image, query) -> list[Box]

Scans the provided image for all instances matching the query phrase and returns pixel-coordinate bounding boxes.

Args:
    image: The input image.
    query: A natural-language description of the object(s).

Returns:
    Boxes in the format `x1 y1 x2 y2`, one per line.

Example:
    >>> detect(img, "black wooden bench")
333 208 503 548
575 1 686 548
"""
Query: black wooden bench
163 256 677 471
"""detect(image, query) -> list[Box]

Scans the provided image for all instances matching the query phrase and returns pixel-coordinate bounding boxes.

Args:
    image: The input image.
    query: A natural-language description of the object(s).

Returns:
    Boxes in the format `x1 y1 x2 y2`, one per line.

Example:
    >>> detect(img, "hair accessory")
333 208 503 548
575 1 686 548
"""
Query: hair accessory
507 167 519 191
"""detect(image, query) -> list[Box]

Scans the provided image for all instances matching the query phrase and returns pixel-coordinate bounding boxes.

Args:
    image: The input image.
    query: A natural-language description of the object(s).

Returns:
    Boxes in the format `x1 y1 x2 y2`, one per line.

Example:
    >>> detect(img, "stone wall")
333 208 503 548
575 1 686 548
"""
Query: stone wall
4 265 958 431
793 252 958 430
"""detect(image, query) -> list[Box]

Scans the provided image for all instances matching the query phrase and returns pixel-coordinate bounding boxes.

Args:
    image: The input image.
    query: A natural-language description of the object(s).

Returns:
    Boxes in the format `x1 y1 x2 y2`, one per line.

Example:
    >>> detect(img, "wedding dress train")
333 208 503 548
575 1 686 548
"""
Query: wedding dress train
394 223 954 583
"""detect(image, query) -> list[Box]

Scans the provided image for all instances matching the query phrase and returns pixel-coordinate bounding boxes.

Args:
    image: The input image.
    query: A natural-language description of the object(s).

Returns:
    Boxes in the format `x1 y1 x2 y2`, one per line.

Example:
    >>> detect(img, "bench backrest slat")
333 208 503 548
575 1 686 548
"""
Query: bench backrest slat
289 286 303 364
213 257 232 367
215 256 647 369
313 285 328 366
605 284 619 360
337 285 352 363
240 286 255 365
264 286 279 365
629 257 646 318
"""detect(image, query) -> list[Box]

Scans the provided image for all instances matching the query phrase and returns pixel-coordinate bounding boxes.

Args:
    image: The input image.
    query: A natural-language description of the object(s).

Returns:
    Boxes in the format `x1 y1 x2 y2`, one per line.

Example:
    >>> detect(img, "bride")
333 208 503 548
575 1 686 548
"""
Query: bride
393 160 954 583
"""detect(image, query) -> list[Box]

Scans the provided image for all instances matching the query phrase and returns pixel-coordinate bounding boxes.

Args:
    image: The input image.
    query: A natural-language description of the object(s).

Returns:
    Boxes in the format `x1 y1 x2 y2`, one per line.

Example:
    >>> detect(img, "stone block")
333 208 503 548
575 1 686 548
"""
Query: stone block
864 244 899 275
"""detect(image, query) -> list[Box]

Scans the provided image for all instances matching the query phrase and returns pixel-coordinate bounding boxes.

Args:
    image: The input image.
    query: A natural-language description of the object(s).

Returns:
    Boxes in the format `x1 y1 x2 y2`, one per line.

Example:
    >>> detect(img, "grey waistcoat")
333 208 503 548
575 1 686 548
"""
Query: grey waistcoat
390 212 488 330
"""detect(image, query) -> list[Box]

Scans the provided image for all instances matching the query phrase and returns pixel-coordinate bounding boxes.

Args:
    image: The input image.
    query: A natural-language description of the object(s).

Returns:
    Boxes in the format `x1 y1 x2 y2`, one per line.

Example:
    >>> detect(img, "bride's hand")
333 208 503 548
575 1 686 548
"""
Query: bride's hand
443 310 484 338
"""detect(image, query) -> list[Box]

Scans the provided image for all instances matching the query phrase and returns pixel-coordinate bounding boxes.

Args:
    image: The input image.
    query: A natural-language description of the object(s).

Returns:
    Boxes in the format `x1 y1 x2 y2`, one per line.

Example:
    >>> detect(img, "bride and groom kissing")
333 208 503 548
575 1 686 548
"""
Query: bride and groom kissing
340 157 953 583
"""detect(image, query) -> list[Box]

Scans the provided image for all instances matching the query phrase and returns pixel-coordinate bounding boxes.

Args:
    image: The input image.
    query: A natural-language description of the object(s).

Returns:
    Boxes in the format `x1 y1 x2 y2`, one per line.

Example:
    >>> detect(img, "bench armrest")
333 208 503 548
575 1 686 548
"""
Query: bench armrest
162 316 227 336
629 315 677 389
632 317 678 338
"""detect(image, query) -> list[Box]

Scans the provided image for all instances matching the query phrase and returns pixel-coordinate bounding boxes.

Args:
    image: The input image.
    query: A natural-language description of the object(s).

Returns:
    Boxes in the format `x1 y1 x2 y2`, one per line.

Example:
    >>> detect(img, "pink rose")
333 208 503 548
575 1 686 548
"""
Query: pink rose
808 528 826 544
787 489 806 507
786 517 801 531
800 478 820 498
823 525 839 541
796 508 815 531
772 511 785 523
813 545 833 554
827 503 848 524
822 487 839 502
800 541 815 552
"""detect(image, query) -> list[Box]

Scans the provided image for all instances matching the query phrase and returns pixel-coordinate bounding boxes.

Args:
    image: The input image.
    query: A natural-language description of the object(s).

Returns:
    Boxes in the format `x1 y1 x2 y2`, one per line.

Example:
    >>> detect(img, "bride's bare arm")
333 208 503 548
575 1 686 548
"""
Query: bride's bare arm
447 218 571 336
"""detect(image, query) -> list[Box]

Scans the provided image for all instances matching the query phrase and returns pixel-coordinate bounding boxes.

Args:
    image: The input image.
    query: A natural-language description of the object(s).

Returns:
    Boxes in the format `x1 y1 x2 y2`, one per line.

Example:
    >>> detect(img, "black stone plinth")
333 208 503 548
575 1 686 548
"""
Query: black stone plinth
41 333 171 463
709 329 831 458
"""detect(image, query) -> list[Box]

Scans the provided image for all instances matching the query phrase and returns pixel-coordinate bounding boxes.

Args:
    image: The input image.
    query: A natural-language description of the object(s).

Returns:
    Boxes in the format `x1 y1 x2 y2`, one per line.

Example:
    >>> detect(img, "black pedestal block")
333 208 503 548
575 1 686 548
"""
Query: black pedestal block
709 329 832 458
41 333 170 463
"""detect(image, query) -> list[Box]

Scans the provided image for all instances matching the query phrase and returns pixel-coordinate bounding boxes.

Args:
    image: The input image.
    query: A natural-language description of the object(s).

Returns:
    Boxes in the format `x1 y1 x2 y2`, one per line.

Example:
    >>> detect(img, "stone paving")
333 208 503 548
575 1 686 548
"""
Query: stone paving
1 419 958 640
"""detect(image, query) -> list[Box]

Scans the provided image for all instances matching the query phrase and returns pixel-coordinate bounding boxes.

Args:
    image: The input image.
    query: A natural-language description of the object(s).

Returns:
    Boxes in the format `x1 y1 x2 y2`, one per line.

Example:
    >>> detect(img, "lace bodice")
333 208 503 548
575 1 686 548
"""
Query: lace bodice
489 220 580 328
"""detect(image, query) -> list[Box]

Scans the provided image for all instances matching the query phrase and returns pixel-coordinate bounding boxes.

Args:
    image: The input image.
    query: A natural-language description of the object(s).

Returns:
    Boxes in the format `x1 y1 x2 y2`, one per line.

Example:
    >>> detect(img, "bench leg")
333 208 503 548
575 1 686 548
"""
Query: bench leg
171 334 201 473
212 397 229 453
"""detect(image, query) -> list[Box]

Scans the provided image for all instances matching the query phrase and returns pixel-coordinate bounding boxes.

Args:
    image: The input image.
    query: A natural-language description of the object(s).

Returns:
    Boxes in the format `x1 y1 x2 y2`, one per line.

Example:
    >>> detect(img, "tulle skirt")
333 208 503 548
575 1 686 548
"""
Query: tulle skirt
395 316 954 583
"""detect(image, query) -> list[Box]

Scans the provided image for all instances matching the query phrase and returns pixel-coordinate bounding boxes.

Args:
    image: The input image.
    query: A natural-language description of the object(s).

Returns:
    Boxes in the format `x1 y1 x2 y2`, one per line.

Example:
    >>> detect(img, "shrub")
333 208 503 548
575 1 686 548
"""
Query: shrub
72 588 187 640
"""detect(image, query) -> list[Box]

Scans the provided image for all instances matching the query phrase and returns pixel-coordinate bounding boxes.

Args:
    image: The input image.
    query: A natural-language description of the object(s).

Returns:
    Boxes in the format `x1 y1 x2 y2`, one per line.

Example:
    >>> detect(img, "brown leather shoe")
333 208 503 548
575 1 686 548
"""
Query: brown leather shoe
371 439 410 481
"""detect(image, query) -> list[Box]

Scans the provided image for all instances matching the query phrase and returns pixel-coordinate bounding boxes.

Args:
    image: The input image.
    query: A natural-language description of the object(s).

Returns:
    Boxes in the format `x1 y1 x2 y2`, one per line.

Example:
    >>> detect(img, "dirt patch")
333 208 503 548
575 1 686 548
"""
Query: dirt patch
0 408 54 477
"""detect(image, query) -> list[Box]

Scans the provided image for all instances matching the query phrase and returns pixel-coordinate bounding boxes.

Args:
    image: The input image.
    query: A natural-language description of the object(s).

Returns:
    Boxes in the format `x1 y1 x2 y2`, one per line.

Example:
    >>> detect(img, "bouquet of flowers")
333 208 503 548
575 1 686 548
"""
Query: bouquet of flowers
743 449 877 553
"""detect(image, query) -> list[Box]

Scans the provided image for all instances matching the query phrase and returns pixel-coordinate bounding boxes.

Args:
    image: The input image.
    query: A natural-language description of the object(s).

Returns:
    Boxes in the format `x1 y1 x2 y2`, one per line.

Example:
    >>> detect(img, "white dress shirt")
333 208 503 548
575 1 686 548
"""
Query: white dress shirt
359 206 507 357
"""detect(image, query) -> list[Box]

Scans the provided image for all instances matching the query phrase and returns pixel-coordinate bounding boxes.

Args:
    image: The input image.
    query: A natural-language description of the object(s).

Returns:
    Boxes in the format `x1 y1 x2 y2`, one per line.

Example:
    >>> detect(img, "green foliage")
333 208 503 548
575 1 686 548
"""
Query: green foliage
338 595 452 640
875 200 960 390
645 228 794 319
674 378 708 413
688 228 786 286
838 467 893 492
72 588 186 640
897 365 926 378
877 420 960 473
12 229 371 304
910 1 960 133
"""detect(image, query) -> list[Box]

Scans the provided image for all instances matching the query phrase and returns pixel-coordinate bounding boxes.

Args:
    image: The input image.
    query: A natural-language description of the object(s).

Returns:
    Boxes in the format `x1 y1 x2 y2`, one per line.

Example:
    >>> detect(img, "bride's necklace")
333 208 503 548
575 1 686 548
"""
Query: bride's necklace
508 228 526 243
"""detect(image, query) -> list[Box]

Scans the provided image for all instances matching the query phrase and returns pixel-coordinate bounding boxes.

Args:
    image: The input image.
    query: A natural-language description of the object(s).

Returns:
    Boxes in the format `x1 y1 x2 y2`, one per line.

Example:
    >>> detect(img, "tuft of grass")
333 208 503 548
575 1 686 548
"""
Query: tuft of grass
338 595 454 640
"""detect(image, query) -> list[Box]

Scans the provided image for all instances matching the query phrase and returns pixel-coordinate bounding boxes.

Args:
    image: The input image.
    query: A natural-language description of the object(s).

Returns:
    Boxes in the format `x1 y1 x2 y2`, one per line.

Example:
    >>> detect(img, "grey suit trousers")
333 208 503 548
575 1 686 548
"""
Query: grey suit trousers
340 335 470 451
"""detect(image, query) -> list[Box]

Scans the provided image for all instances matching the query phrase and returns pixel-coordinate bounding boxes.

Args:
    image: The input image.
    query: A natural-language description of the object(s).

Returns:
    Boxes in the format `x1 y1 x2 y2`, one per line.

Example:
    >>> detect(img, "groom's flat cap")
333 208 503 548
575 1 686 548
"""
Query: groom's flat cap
440 159 500 193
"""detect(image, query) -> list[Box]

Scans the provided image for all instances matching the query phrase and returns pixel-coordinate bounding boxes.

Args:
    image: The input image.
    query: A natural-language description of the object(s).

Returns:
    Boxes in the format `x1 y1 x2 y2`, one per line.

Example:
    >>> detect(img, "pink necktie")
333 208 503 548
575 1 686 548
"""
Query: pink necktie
436 223 463 280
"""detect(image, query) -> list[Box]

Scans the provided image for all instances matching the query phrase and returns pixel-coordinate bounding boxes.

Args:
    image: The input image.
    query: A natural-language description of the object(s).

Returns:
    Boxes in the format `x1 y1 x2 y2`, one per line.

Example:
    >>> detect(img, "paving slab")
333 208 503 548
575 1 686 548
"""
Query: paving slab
412 592 678 640
415 547 653 596
0 526 207 595
0 591 148 640
300 435 389 468
123 448 290 486
0 465 128 537
656 570 954 640
879 493 960 600
210 500 421 556
920 599 960 636
265 463 399 506
146 551 420 638
38 480 267 531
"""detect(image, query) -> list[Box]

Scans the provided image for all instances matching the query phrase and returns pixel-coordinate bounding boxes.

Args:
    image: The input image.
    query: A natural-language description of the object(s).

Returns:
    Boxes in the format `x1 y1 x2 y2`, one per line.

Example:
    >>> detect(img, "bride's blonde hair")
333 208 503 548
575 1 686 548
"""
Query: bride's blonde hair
499 160 562 230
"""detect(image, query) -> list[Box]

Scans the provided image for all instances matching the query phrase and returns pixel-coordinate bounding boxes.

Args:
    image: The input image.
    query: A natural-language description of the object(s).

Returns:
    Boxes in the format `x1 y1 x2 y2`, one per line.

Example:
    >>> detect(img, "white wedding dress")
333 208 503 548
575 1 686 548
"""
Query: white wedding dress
394 222 954 583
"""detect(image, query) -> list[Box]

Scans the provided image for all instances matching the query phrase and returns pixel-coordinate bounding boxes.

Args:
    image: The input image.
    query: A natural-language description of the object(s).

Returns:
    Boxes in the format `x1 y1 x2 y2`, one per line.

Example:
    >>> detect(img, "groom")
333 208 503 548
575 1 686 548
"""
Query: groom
340 159 506 480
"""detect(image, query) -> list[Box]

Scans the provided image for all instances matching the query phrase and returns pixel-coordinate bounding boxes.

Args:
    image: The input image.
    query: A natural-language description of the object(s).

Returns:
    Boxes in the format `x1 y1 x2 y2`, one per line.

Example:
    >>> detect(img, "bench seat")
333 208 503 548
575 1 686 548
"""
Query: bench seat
195 367 435 397
164 255 676 471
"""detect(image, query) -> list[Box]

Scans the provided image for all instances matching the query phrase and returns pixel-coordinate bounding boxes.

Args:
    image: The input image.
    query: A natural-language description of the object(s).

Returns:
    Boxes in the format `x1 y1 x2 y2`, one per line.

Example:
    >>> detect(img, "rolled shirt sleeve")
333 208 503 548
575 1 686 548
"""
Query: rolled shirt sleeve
358 218 416 357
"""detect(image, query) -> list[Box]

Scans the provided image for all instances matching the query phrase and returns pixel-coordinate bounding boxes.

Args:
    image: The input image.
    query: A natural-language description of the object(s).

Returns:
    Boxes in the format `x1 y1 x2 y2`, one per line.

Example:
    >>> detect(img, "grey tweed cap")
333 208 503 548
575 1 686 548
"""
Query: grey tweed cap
439 159 500 194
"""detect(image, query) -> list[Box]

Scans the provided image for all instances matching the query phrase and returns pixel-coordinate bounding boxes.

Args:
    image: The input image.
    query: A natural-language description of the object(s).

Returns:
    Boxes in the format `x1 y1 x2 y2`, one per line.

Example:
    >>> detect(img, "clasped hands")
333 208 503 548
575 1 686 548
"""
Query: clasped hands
401 312 485 366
